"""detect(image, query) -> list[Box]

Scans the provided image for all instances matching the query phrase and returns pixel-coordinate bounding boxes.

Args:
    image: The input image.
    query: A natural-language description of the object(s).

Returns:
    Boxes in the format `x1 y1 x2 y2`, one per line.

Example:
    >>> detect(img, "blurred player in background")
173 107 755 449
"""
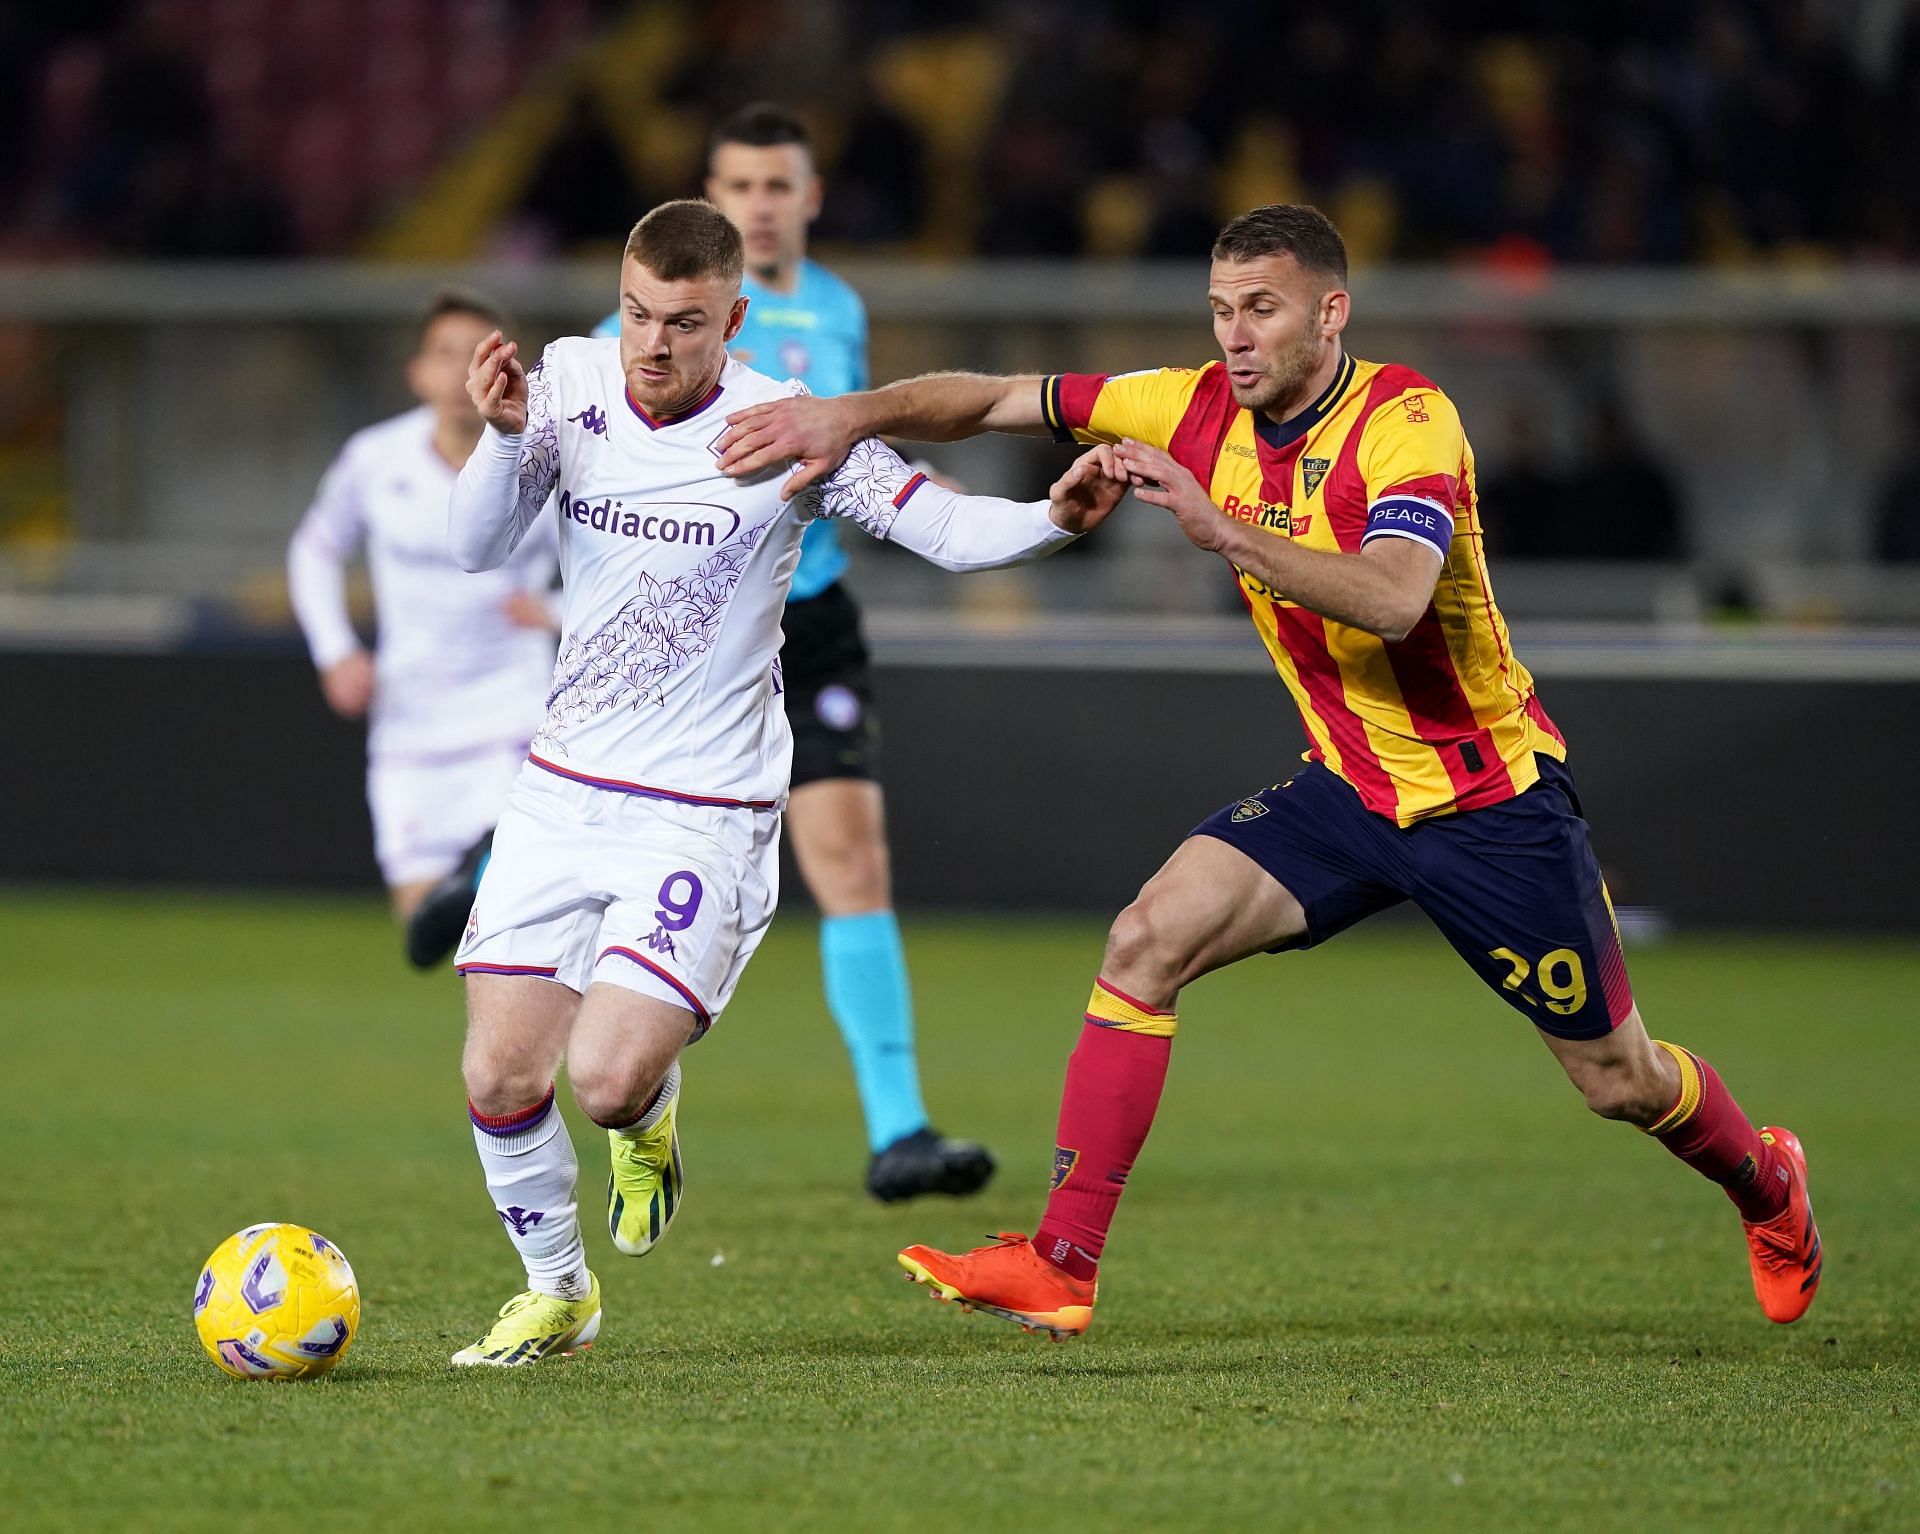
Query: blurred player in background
288 290 558 951
597 105 995 1203
719 204 1823 1340
446 201 1119 1365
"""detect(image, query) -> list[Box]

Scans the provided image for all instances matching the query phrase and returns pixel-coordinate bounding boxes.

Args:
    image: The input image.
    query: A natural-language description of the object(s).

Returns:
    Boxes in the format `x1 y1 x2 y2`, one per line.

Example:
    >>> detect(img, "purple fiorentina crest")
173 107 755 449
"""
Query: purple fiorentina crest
498 1206 545 1237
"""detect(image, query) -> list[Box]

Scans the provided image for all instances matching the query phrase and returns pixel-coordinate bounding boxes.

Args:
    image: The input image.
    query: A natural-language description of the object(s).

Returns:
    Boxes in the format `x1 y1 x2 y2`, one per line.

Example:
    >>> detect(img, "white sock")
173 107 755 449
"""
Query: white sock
610 1059 681 1137
470 1091 591 1300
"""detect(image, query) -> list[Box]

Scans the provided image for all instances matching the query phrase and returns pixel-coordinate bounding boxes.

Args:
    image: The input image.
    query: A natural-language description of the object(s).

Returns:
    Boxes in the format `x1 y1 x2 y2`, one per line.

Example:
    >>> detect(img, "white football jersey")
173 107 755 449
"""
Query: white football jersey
289 406 559 760
448 337 1073 810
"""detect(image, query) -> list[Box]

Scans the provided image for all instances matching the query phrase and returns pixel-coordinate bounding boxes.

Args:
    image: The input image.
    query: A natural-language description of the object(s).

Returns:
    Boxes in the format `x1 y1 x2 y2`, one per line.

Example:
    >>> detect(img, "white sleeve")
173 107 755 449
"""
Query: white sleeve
448 348 561 572
287 444 369 670
807 437 1075 573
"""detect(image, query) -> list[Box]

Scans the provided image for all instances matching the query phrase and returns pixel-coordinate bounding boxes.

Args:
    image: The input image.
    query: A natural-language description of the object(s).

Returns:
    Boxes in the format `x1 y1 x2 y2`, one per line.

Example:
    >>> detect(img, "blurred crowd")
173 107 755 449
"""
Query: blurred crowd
4 0 1920 576
5 0 1920 265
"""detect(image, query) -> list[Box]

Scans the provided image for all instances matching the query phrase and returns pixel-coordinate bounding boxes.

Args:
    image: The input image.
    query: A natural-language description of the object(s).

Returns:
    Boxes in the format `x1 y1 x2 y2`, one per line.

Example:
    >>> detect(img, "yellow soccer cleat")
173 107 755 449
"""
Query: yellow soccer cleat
607 1088 684 1257
450 1274 601 1367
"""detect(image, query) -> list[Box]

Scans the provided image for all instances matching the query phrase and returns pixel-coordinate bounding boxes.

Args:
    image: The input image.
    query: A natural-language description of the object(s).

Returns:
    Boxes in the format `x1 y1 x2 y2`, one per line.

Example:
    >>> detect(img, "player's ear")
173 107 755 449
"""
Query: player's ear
723 295 749 343
404 352 429 404
1321 287 1351 340
803 174 824 223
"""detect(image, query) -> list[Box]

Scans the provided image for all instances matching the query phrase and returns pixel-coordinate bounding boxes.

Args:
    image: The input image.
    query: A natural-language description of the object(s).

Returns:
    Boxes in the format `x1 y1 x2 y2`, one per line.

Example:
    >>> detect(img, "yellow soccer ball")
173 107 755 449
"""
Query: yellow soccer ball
193 1223 361 1380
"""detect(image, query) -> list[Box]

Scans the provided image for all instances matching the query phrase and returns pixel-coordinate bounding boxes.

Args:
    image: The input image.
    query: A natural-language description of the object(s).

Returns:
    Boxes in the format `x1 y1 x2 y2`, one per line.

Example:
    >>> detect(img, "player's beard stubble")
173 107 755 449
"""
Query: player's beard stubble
1230 308 1327 418
625 344 724 419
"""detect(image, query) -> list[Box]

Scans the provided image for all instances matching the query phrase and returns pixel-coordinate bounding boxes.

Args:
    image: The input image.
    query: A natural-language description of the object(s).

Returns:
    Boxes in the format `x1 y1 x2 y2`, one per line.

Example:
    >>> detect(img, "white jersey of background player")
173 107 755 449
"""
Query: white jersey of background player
443 200 1126 1367
288 291 559 916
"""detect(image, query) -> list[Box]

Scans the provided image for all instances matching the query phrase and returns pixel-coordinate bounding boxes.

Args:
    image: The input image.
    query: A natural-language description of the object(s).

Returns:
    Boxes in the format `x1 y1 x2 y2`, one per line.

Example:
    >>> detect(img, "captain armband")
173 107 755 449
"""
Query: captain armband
1360 496 1453 558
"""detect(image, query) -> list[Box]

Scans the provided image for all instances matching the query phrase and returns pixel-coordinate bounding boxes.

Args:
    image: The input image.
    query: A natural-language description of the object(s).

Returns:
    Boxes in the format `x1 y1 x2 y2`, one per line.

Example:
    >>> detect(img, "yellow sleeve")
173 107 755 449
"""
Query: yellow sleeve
1357 385 1467 507
1042 366 1213 450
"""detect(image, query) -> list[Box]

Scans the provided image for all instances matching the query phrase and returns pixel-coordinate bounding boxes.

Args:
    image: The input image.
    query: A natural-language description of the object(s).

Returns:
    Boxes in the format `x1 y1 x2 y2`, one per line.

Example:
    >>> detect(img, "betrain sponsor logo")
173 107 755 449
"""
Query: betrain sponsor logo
558 490 742 547
1221 492 1311 538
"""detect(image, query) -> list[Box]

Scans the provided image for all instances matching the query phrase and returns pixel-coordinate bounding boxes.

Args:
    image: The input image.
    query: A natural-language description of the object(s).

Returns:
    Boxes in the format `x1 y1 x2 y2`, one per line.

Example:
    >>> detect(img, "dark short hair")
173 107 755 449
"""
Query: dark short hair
709 102 811 162
622 199 745 285
1211 205 1348 285
415 286 508 348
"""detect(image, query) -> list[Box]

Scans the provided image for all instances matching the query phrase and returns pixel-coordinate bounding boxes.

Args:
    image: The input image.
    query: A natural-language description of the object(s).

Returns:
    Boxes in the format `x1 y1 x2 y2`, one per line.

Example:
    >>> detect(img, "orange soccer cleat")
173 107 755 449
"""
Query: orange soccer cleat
897 1233 1097 1340
1743 1126 1822 1324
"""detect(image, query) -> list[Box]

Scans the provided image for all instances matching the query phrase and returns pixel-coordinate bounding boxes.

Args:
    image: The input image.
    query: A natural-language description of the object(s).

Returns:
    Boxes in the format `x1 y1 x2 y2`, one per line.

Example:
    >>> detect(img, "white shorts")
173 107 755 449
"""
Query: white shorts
366 740 527 888
454 762 781 1037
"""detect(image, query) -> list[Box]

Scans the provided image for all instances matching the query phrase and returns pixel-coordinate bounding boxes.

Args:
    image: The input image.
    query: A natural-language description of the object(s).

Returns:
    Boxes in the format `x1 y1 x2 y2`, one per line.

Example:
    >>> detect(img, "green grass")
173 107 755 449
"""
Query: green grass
1 892 1914 1533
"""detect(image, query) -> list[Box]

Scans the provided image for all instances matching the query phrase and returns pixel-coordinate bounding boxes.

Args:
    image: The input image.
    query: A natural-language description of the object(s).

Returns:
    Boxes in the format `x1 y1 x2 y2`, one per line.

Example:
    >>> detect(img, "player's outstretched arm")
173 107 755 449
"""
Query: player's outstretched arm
448 333 559 573
717 373 1050 499
1116 440 1441 642
812 439 1119 573
288 448 374 717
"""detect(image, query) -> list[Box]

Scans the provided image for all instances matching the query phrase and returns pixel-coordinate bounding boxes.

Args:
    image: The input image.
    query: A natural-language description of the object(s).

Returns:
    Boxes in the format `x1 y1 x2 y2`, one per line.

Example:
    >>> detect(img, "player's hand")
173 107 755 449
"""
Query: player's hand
320 651 375 719
1115 439 1231 553
467 330 527 434
716 395 860 498
1047 444 1128 535
501 591 558 632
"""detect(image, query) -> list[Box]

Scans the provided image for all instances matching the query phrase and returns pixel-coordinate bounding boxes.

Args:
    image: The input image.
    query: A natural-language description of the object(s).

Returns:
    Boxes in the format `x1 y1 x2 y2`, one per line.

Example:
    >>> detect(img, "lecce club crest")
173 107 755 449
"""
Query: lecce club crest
1230 797 1269 823
1051 1147 1080 1190
1302 457 1330 498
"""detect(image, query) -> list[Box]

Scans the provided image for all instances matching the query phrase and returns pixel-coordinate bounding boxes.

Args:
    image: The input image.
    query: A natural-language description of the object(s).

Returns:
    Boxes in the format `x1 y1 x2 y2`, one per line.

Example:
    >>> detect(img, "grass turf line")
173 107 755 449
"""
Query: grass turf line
0 892 1913 1532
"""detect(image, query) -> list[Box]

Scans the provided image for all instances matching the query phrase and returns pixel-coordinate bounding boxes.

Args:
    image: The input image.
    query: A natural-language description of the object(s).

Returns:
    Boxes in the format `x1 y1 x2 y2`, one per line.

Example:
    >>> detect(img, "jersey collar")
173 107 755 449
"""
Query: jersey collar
1253 349 1356 450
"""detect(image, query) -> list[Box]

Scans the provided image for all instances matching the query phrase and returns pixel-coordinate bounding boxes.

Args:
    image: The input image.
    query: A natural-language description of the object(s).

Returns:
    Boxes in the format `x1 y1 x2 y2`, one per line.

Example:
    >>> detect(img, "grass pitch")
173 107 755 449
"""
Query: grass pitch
1 891 1914 1533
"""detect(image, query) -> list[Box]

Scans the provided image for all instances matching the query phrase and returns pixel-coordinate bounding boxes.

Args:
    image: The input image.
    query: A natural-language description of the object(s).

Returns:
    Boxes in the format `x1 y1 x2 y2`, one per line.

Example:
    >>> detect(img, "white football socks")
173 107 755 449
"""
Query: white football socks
471 1093 591 1300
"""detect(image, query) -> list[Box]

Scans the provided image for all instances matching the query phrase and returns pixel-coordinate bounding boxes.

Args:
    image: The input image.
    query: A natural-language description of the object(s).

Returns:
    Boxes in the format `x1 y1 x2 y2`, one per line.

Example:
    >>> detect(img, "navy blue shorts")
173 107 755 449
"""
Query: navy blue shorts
1192 758 1634 1040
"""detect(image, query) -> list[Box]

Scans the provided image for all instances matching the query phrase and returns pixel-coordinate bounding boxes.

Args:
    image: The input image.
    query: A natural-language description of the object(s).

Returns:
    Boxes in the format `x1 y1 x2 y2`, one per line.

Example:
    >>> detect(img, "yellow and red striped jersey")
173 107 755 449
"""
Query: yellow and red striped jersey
1043 353 1564 825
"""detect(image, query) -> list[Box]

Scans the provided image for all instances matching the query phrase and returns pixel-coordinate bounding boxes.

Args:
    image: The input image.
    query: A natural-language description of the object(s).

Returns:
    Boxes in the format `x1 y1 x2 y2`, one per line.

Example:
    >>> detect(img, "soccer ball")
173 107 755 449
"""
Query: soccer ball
192 1223 361 1380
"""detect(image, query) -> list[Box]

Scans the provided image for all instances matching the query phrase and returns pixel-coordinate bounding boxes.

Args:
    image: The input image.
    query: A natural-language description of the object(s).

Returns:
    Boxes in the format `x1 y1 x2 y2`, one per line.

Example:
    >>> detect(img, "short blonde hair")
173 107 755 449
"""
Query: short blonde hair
623 199 744 284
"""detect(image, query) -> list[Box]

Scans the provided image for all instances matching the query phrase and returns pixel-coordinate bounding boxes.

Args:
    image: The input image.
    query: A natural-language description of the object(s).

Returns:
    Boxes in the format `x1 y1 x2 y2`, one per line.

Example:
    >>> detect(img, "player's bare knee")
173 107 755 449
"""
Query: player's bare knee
811 840 891 914
1101 898 1181 1001
1569 1051 1670 1125
570 1058 666 1129
462 1050 549 1118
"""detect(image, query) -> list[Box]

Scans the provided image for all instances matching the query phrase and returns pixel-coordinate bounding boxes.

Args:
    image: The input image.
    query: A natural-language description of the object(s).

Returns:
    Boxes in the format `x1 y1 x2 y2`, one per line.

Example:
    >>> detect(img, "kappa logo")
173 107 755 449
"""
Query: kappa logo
569 405 609 437
1051 1146 1080 1190
1230 797 1269 822
644 926 678 958
1302 457 1330 497
460 905 479 954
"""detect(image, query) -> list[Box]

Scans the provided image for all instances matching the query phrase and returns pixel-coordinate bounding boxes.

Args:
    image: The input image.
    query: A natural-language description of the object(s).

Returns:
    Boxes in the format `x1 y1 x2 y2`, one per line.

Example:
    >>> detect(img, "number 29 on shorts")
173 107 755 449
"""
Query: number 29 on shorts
1488 945 1590 1016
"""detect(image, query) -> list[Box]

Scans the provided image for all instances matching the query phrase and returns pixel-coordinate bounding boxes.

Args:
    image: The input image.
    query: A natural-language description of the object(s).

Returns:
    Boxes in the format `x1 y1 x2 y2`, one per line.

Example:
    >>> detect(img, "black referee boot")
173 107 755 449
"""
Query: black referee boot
866 1128 997 1203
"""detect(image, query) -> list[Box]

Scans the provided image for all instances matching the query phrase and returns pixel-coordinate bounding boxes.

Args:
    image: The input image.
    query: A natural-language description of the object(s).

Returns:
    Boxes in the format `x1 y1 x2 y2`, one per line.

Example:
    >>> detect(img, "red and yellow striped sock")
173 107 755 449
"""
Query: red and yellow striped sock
1645 1041 1787 1223
1032 979 1178 1281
